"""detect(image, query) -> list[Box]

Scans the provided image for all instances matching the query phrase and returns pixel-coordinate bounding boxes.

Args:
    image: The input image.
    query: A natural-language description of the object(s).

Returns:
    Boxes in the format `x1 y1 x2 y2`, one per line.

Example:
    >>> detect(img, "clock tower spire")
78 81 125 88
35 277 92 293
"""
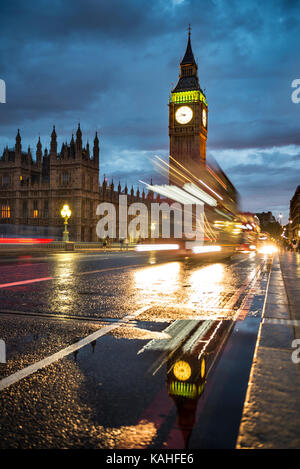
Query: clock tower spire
169 28 208 185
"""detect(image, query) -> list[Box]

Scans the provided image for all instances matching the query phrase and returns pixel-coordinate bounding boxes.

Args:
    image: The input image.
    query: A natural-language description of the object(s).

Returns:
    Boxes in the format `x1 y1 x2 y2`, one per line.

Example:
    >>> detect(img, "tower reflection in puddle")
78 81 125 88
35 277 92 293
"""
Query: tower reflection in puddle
166 318 234 448
139 316 234 448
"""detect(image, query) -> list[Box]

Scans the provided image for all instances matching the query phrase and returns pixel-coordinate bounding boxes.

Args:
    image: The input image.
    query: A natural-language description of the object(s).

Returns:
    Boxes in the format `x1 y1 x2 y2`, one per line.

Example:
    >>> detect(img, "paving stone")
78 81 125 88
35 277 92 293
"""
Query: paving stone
237 253 300 449
237 347 300 449
264 302 289 320
259 323 294 350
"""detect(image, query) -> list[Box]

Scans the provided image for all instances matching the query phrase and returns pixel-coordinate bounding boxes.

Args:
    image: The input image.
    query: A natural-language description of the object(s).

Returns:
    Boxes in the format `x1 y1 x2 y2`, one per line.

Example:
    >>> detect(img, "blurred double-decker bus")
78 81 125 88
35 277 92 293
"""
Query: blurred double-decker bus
136 157 243 260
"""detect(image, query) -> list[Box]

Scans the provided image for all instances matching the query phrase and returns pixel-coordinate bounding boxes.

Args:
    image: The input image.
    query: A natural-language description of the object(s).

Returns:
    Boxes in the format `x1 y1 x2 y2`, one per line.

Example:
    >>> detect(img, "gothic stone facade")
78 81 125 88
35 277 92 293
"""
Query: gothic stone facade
290 185 300 242
0 125 154 241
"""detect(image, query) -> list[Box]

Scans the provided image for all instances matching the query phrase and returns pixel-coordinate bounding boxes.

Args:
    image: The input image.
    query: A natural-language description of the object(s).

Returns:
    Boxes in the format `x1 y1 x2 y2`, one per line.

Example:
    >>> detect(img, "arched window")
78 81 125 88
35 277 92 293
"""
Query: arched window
2 174 10 186
33 200 38 218
62 172 70 185
1 204 10 218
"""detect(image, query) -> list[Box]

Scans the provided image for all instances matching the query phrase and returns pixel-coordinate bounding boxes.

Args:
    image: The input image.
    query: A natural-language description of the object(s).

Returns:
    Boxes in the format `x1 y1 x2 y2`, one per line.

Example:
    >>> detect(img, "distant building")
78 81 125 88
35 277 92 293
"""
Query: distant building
290 185 300 241
256 211 276 229
0 126 153 241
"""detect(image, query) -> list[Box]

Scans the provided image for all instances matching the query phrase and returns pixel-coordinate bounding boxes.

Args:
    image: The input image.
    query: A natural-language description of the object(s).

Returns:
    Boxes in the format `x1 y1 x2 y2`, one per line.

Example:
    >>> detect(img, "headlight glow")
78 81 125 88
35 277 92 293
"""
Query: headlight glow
259 244 278 255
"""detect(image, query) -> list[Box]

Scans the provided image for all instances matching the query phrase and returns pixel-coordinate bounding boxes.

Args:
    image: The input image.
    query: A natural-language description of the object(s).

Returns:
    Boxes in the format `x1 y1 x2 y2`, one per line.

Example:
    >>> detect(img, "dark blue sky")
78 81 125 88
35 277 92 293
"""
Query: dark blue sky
1 0 299 221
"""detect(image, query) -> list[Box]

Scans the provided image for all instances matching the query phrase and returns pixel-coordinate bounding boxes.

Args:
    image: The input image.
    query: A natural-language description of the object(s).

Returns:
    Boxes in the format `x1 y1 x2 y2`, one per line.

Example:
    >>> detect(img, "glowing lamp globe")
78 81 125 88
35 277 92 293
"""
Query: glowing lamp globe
61 204 71 218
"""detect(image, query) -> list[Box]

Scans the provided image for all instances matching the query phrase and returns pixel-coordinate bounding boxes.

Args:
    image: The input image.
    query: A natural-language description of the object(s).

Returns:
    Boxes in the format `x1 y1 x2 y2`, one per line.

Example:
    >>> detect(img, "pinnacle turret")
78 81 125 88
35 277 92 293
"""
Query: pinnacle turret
50 125 57 156
172 27 201 93
15 129 21 154
180 25 196 66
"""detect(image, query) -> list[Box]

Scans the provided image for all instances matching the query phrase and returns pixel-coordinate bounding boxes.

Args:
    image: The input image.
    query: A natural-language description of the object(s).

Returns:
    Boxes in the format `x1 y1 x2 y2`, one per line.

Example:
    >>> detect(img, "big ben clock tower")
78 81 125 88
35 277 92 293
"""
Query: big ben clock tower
169 29 208 185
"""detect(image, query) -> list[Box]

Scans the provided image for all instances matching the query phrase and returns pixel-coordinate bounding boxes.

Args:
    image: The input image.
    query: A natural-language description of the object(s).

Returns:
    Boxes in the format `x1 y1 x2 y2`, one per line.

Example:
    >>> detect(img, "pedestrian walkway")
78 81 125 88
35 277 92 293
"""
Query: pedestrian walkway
236 252 300 449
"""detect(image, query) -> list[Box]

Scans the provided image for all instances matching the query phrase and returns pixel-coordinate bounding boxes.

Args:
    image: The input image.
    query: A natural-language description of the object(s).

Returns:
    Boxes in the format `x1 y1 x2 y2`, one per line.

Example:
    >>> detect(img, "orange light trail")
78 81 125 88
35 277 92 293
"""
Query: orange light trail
0 238 54 244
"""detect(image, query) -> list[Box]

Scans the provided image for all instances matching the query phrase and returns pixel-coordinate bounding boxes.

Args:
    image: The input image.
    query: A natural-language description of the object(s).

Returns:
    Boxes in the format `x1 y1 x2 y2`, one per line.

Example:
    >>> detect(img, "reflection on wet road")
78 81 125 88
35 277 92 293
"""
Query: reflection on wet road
0 251 271 448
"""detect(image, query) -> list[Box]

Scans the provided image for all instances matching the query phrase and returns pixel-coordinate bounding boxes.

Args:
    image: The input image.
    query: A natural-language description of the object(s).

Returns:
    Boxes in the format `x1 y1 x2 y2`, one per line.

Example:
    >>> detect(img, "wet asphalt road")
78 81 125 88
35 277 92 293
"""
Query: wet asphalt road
0 250 272 448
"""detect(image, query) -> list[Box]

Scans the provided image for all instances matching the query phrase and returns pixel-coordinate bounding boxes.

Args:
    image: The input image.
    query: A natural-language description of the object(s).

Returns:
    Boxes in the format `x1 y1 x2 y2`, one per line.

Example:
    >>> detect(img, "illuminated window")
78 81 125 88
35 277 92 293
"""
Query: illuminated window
1 205 10 218
20 175 23 181
33 200 38 218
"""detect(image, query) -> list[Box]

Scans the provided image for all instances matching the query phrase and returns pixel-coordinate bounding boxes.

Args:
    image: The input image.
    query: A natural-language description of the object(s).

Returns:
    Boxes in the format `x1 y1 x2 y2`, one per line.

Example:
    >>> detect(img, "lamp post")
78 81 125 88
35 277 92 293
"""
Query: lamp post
61 204 71 242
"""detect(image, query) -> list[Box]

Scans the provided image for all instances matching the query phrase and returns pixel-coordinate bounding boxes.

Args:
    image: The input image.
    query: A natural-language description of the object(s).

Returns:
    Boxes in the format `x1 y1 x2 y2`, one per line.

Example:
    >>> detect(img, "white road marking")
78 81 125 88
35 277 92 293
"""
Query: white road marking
0 305 151 392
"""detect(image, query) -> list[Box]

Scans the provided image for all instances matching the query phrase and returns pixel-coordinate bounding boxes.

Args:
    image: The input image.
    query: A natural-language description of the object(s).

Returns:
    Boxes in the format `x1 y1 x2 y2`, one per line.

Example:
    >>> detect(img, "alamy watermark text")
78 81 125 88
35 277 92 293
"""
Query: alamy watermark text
291 339 300 364
0 339 6 363
96 195 204 247
0 79 6 103
291 79 300 103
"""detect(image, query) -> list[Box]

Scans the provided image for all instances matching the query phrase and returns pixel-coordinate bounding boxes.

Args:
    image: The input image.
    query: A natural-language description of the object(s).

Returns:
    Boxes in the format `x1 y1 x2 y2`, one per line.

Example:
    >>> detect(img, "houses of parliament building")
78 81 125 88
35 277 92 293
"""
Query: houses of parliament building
0 31 237 242
0 125 153 241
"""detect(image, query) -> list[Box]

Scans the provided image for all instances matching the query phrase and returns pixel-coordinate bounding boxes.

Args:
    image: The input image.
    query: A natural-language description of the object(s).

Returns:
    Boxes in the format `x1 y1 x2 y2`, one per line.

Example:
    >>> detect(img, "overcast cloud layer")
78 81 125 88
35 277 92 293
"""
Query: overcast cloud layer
0 0 299 221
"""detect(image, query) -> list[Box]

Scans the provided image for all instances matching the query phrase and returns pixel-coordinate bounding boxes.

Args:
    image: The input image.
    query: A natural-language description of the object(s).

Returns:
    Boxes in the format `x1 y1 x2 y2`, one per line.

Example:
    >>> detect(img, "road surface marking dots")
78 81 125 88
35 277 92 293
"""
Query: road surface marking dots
263 318 300 327
0 305 151 392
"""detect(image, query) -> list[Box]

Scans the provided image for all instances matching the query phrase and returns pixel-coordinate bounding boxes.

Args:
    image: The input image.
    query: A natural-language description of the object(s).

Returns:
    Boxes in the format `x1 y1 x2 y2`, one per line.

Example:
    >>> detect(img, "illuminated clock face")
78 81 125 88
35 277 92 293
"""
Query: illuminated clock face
200 358 206 379
202 108 207 127
173 360 192 381
175 106 193 124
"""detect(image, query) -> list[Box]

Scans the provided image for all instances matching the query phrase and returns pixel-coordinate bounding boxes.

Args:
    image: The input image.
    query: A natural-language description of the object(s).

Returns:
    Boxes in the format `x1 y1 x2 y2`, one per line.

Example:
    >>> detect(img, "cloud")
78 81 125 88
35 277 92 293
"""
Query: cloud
0 0 299 220
208 145 300 220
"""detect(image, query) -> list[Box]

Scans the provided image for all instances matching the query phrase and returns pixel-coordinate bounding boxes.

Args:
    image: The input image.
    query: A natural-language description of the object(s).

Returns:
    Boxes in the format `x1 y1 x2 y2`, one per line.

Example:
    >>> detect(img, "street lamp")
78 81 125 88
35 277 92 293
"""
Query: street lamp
61 204 71 242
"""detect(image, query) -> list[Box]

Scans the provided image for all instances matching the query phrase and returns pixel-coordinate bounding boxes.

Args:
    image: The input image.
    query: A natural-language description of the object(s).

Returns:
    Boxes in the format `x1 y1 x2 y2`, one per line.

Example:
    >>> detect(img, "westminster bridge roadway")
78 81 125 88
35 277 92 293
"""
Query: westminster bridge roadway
0 249 299 449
